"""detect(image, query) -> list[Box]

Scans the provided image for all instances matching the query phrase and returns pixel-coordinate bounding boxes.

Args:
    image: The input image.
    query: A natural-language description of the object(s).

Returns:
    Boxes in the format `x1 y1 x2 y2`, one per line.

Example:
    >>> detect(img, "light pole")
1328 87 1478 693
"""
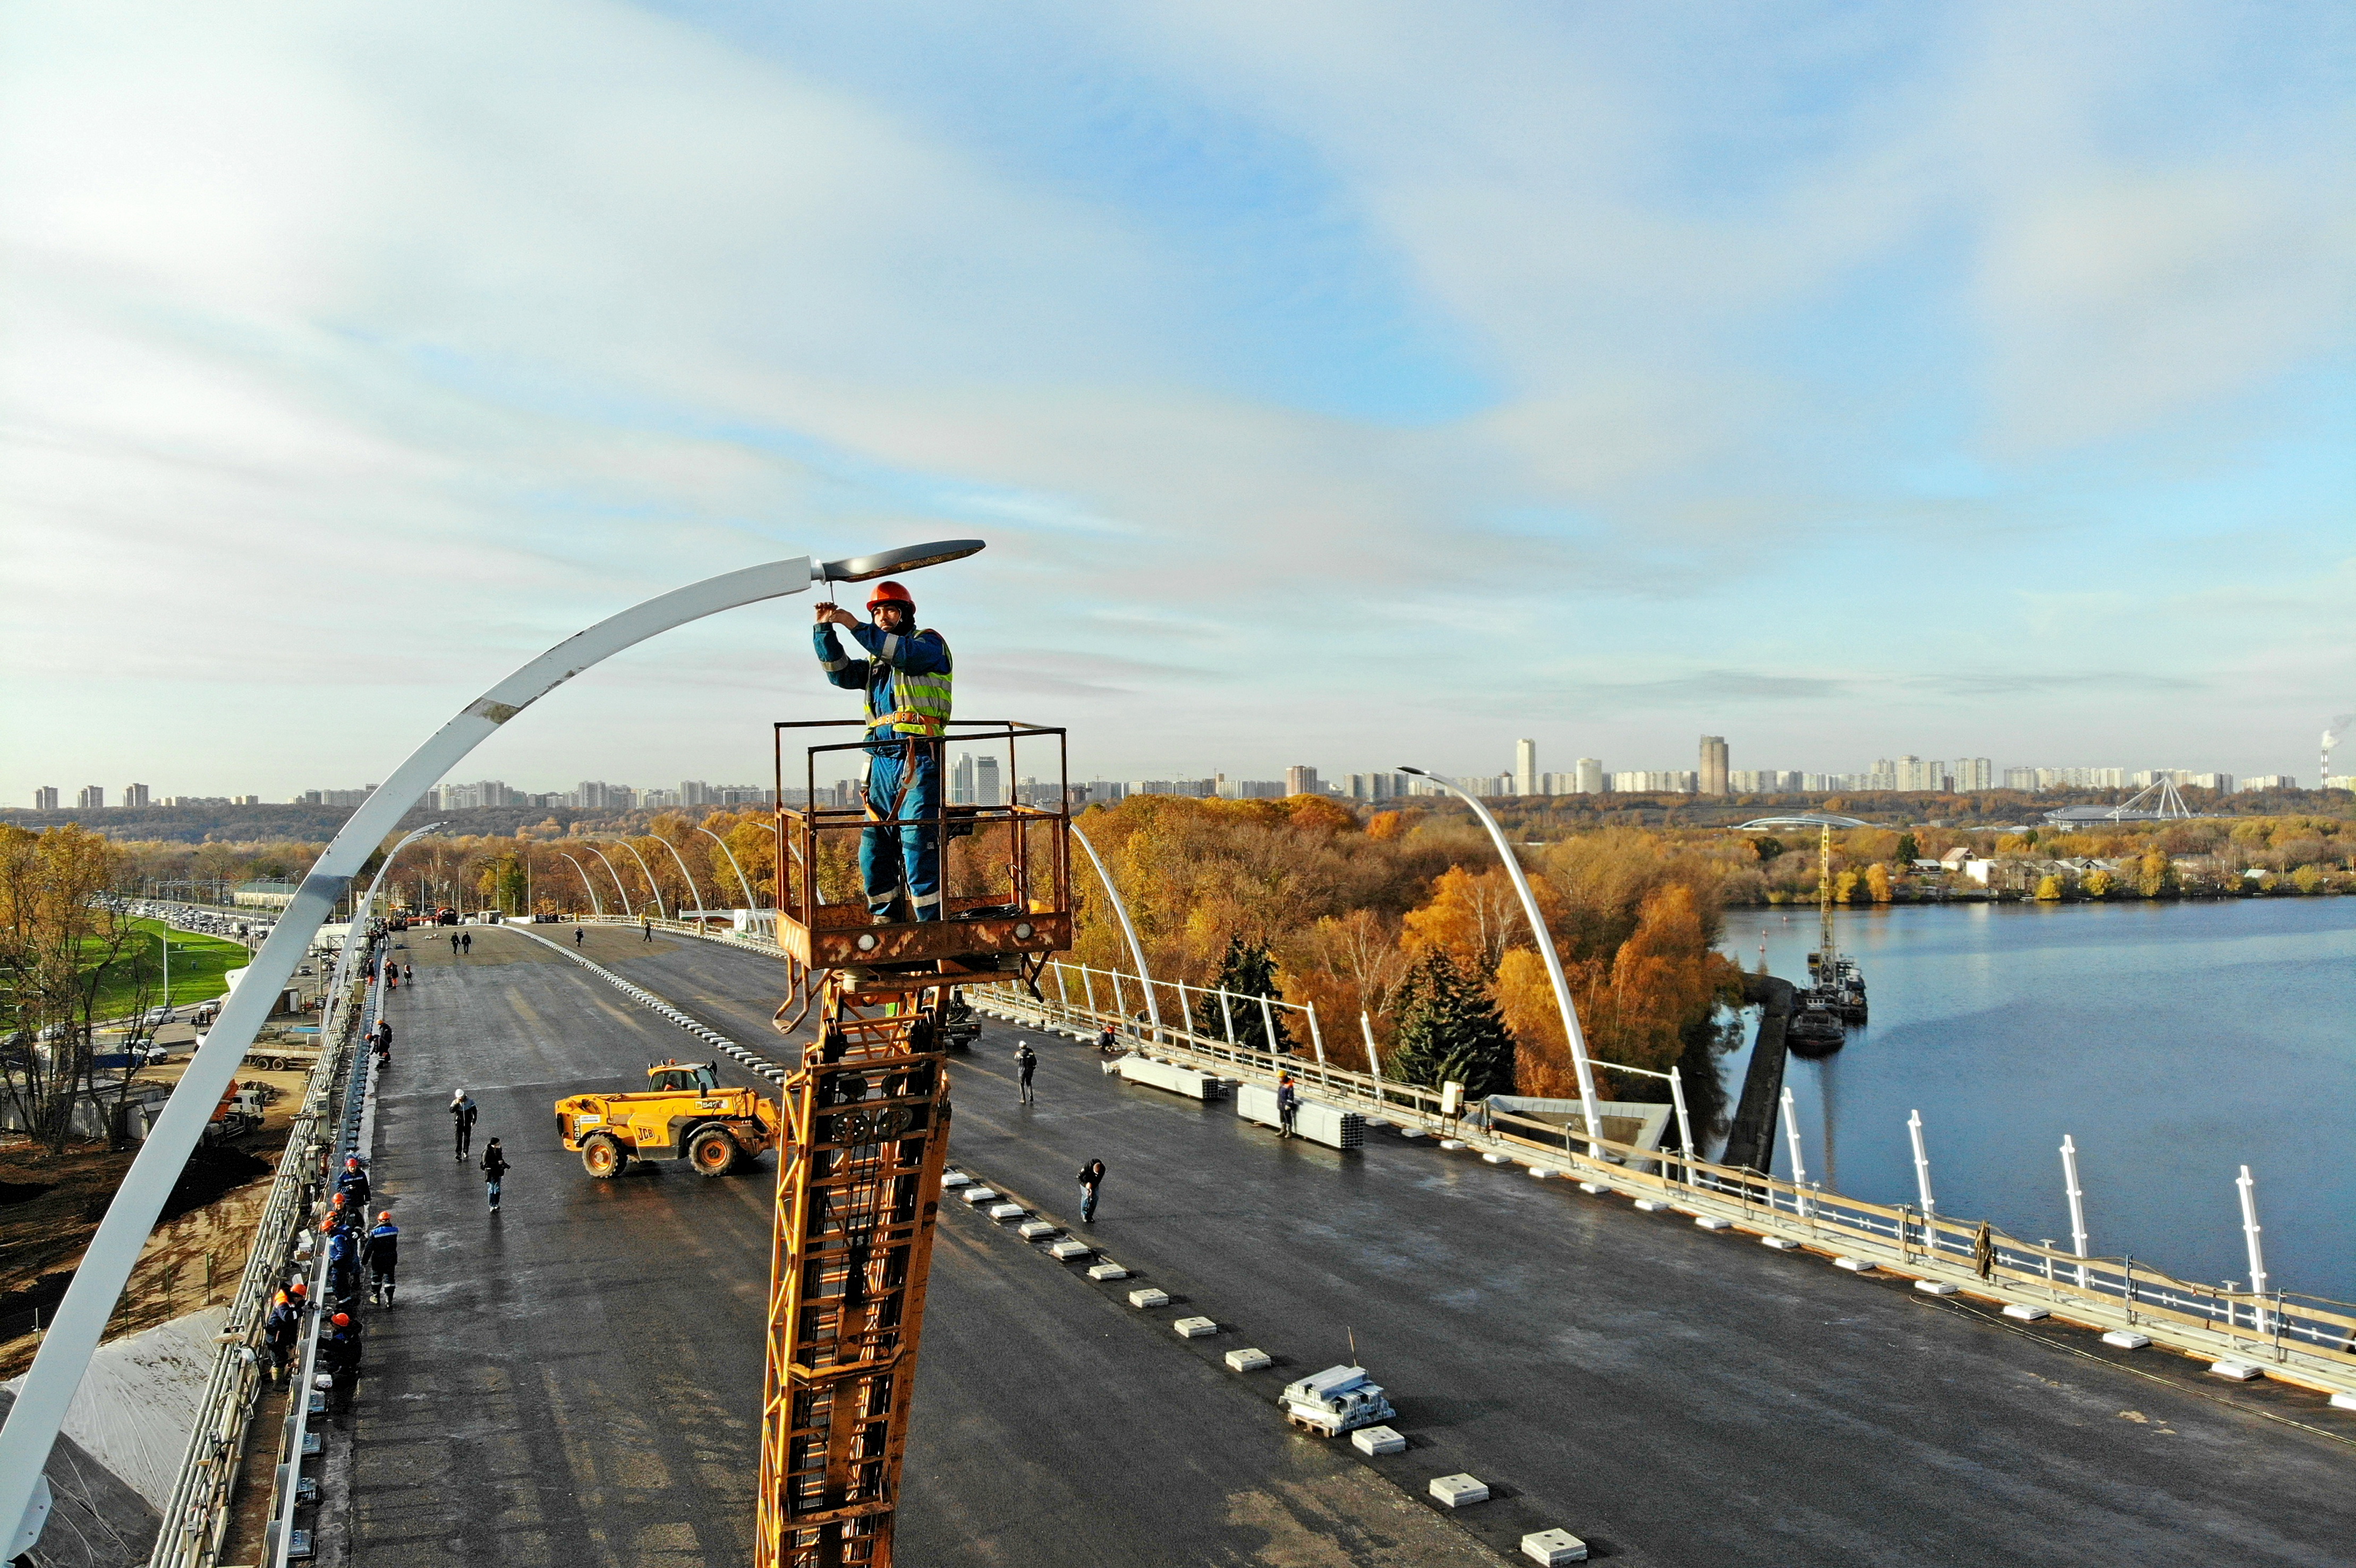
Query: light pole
585 846 635 917
696 825 762 911
609 839 668 919
1396 767 1602 1151
1069 823 1160 1044
647 833 706 918
0 541 982 1550
560 853 605 917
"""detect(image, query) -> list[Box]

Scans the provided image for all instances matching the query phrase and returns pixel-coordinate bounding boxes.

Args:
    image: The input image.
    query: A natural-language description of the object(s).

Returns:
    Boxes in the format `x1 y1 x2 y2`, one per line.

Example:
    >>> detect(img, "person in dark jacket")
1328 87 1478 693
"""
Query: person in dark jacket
449 932 460 956
325 1223 362 1311
1276 1073 1299 1139
364 1212 400 1306
481 1139 509 1213
1077 1158 1105 1224
263 1290 302 1381
336 1156 371 1213
450 1089 478 1159
1015 1041 1037 1105
322 1311 364 1412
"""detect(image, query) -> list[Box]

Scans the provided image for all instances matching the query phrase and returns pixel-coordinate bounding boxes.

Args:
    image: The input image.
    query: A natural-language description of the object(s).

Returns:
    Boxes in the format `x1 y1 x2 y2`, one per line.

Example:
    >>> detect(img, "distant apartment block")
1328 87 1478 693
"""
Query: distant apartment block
1729 770 1801 792
1515 739 1538 798
1610 770 1698 794
233 879 300 909
1285 765 1321 798
77 786 104 809
1575 757 1604 794
32 786 58 810
123 783 151 807
1698 736 1729 795
2239 776 2295 791
296 786 378 807
1950 757 1995 790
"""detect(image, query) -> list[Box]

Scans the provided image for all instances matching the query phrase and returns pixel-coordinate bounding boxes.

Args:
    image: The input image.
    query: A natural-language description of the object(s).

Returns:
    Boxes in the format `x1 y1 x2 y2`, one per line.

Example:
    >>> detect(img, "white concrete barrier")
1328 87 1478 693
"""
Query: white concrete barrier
1760 1235 1799 1251
1522 1528 1589 1564
1017 1220 1057 1239
1172 1316 1217 1339
1913 1280 1958 1296
986 1203 1025 1222
2101 1330 2151 1350
2209 1359 2261 1380
1224 1348 1272 1373
2002 1303 2048 1320
959 1187 999 1205
1127 1287 1170 1309
1350 1425 1406 1455
1833 1256 1872 1273
1429 1474 1489 1508
1048 1240 1093 1260
1087 1262 1130 1281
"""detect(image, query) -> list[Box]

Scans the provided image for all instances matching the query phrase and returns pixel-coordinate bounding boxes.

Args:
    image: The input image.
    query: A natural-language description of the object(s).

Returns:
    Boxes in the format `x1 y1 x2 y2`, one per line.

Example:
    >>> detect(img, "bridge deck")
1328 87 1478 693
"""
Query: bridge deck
333 925 2353 1566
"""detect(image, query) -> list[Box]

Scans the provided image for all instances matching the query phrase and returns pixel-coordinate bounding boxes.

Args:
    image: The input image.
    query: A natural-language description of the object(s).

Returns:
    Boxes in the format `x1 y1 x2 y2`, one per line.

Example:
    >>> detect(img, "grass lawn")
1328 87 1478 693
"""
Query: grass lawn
86 918 252 1020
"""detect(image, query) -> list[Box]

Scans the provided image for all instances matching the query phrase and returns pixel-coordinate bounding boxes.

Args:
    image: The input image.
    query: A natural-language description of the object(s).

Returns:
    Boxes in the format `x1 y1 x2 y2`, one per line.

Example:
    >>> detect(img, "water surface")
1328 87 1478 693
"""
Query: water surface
1714 899 2355 1303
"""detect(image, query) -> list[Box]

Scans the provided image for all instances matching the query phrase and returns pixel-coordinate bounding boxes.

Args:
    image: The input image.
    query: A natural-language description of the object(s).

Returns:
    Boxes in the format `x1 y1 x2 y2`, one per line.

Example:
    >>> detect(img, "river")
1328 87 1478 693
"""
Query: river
1713 897 2356 1305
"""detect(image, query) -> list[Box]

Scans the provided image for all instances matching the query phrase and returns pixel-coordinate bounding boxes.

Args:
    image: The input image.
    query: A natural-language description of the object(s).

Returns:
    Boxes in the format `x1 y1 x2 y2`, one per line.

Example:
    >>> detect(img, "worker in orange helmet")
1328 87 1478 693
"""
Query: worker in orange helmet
814 580 954 923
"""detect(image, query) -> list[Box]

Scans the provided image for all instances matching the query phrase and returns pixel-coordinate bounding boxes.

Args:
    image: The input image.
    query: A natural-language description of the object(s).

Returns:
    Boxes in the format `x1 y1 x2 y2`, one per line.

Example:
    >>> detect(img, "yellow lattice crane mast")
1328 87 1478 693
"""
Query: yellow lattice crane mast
756 718 1071 1568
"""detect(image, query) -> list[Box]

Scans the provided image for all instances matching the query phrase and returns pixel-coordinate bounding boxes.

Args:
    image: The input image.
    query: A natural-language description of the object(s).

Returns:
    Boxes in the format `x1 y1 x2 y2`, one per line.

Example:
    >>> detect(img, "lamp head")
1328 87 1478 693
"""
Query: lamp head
816 540 985 584
1396 766 1428 778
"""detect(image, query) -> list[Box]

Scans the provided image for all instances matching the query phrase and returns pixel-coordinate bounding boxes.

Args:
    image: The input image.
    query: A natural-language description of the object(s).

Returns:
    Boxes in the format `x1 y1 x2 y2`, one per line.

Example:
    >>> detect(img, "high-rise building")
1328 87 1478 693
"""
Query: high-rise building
77 786 104 809
1608 771 1698 794
1950 757 1994 791
1515 739 1538 797
123 783 150 807
973 755 1002 807
1575 757 1604 794
1698 736 1729 795
2238 776 2294 791
1285 765 1320 798
1889 756 1948 792
33 786 58 810
950 755 975 805
2001 766 2037 790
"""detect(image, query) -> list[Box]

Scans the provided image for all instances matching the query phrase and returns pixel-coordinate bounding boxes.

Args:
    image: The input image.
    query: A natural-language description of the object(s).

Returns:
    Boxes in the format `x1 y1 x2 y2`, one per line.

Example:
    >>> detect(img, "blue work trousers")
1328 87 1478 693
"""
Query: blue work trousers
862 743 943 921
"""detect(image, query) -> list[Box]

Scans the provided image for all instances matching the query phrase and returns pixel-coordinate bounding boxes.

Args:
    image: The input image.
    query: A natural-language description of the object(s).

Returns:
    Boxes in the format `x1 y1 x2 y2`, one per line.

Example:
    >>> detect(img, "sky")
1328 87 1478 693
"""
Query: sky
2 1 2351 803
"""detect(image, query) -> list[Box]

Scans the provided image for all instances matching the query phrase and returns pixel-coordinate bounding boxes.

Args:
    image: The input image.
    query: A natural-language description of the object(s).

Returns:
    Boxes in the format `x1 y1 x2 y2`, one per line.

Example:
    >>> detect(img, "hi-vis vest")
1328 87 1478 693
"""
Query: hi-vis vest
866 633 954 738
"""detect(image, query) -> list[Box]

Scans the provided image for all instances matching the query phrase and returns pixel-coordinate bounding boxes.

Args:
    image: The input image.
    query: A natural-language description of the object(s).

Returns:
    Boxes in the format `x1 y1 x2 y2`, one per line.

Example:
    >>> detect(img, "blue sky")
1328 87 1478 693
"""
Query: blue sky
2 1 2350 801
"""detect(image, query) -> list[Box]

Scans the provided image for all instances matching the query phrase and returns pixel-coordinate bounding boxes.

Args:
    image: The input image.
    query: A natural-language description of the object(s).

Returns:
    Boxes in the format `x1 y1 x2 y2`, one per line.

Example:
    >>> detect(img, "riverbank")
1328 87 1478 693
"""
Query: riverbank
1716 898 2356 1303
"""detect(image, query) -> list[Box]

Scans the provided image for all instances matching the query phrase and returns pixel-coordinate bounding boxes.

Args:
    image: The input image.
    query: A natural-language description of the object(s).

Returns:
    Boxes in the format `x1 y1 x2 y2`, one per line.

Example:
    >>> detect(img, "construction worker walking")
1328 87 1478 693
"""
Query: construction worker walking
1015 1041 1037 1105
364 1212 400 1305
450 1089 478 1160
813 580 952 923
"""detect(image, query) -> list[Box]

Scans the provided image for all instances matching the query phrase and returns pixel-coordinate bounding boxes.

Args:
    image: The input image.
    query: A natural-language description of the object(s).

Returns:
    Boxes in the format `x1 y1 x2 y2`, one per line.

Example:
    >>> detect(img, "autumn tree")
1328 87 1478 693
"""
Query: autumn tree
1195 935 1292 1053
0 825 148 1152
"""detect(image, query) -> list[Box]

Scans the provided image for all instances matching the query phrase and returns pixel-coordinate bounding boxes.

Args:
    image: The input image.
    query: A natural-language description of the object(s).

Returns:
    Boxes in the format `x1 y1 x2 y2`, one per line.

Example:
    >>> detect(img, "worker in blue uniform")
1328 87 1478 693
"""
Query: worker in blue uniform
814 581 954 922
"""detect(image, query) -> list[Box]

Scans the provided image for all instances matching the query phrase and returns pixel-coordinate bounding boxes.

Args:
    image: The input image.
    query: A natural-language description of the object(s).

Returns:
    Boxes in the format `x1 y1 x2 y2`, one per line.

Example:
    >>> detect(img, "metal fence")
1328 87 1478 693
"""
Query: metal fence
143 906 372 1568
978 970 2356 1395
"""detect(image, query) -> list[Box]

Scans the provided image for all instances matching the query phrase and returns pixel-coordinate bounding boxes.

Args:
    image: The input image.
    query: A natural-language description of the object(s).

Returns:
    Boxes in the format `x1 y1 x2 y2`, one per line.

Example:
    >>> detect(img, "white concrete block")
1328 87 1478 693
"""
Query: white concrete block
1017 1220 1057 1239
1632 1198 1667 1213
1481 1152 1512 1165
940 1171 973 1188
1439 1138 1467 1151
1694 1215 1731 1231
1048 1240 1093 1260
1428 1473 1490 1508
1127 1287 1170 1309
1087 1262 1129 1281
1528 1167 1556 1179
959 1187 999 1205
1398 1127 1427 1139
2002 1303 2049 1320
1224 1348 1273 1373
1832 1256 1873 1273
1173 1316 1217 1339
2329 1392 2356 1412
1521 1528 1589 1564
1914 1279 1959 1296
1760 1235 1800 1250
986 1203 1026 1222
1364 1118 1392 1129
1578 1181 1610 1195
2208 1359 2261 1382
2101 1330 2151 1350
1350 1425 1406 1456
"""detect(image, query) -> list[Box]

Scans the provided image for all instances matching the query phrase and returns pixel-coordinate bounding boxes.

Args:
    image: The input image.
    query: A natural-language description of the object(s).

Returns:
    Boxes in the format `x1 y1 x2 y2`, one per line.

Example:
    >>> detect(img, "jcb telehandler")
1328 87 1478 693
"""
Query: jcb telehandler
555 1061 785 1178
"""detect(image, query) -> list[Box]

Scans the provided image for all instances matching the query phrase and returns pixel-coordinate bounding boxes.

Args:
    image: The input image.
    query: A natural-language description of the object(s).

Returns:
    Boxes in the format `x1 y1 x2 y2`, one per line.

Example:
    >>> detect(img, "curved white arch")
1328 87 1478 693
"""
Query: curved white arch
609 838 668 919
560 852 606 916
0 549 994 1543
585 845 635 916
695 824 762 910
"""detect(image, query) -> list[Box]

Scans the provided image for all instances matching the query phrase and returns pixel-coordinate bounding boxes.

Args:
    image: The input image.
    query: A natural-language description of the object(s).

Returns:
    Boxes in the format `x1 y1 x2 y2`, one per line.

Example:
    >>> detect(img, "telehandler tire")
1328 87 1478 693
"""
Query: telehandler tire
688 1126 737 1177
581 1134 626 1179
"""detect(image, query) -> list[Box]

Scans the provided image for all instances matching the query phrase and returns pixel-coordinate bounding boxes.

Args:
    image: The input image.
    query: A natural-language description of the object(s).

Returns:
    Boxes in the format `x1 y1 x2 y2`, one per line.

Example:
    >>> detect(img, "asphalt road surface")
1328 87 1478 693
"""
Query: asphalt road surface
329 925 2355 1566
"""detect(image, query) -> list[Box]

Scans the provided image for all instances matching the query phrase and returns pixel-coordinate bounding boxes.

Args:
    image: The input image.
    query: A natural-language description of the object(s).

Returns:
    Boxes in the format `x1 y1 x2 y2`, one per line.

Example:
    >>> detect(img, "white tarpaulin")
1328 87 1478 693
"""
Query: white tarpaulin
4 1305 226 1510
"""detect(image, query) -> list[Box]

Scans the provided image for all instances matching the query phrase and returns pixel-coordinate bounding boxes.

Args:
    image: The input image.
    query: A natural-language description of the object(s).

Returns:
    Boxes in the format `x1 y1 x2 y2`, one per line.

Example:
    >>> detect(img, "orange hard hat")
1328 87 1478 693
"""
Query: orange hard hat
378 1210 391 1222
866 581 914 610
332 1313 350 1327
290 1281 307 1296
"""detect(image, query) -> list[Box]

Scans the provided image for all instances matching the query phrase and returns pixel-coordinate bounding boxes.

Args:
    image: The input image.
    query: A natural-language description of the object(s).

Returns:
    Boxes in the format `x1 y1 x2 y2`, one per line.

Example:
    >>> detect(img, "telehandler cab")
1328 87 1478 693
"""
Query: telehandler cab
555 1060 785 1178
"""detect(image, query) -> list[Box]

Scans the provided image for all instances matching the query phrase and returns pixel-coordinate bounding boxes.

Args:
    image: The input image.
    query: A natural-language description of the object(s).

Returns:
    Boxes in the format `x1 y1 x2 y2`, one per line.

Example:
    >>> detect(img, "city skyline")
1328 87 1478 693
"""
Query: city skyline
3 6 2349 807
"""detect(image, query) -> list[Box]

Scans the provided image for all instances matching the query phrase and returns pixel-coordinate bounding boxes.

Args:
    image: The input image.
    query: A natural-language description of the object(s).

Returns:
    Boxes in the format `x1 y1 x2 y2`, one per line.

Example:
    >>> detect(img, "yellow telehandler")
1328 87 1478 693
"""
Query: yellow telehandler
555 1061 786 1178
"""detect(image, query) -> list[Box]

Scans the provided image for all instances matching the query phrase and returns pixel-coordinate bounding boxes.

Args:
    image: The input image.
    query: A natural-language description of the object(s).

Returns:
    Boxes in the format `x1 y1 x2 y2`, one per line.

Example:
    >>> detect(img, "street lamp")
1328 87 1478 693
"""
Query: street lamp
607 839 668 919
0 540 983 1549
584 846 635 917
645 833 707 918
695 825 762 911
1396 767 1603 1151
1069 823 1160 1043
560 853 606 917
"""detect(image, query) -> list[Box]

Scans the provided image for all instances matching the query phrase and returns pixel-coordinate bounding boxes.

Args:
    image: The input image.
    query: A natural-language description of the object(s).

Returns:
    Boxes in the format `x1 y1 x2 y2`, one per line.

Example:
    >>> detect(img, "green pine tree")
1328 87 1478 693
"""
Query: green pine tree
1194 935 1292 1053
1384 949 1515 1100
